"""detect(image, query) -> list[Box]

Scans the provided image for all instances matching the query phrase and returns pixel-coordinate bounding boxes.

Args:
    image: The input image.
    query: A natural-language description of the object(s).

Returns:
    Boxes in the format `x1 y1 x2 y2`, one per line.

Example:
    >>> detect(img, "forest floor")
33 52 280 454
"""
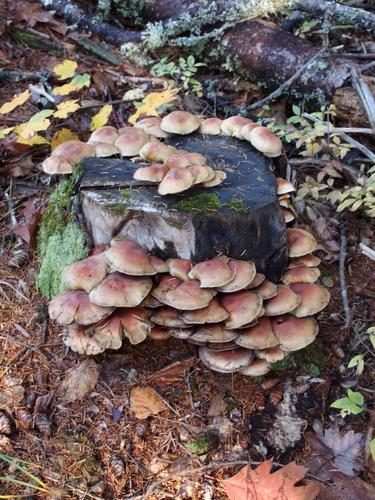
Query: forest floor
1 2 375 499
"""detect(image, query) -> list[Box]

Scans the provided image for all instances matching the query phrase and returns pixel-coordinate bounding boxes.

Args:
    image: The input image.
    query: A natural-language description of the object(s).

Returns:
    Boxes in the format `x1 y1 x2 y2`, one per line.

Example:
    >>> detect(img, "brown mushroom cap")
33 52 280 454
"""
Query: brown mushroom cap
221 291 263 329
148 327 172 340
221 116 253 139
185 151 207 165
151 306 188 328
49 290 114 325
89 314 124 351
283 209 295 224
135 117 170 138
191 325 238 344
199 347 253 373
199 117 223 135
203 170 226 187
88 126 119 145
164 153 191 169
114 307 152 344
240 122 261 141
256 346 287 363
105 237 160 275
188 165 215 184
53 140 95 162
254 280 278 300
188 256 235 288
247 273 266 289
238 359 271 376
169 327 194 339
139 141 176 163
160 111 200 135
158 167 195 195
288 255 321 269
182 298 229 324
61 254 108 292
151 275 182 303
92 142 120 158
141 294 163 308
63 323 107 355
149 256 169 274
272 314 319 351
279 198 293 210
235 317 279 349
263 285 301 316
287 228 317 257
42 156 74 175
165 280 215 310
246 126 283 157
114 128 149 157
167 258 192 281
133 163 168 183
276 177 296 195
89 272 152 308
289 283 330 317
282 267 321 285
218 260 256 293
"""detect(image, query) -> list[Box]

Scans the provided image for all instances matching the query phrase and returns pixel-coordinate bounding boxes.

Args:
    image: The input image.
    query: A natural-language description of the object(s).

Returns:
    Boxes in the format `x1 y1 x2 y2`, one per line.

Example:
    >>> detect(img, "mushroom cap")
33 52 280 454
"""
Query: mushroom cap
114 307 152 344
151 275 182 303
167 258 192 281
206 341 239 351
151 306 188 328
279 198 293 209
256 346 287 363
184 152 207 165
169 327 194 339
141 294 163 308
287 228 317 257
49 290 114 325
63 323 107 355
254 280 278 300
272 314 319 351
239 359 271 376
289 283 330 317
188 256 235 288
88 126 119 145
149 256 169 274
264 285 302 316
160 111 201 135
148 327 172 340
89 272 152 308
199 117 223 135
133 163 168 183
42 156 74 175
218 260 256 293
235 317 279 349
105 237 159 275
114 127 149 157
135 117 170 138
282 267 321 285
158 167 195 195
203 170 226 187
191 325 238 344
220 116 253 139
92 142 120 157
53 140 95 162
199 347 253 373
276 177 296 195
240 122 261 141
221 291 263 329
288 255 321 269
164 153 191 169
247 273 266 289
165 280 215 310
283 209 295 224
89 314 124 351
188 165 215 184
61 254 108 292
182 298 229 324
246 126 283 157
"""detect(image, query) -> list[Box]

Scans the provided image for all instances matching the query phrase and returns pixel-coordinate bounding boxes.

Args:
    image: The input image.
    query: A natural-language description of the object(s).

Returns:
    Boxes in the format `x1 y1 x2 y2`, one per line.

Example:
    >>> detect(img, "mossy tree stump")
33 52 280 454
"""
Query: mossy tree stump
80 134 288 282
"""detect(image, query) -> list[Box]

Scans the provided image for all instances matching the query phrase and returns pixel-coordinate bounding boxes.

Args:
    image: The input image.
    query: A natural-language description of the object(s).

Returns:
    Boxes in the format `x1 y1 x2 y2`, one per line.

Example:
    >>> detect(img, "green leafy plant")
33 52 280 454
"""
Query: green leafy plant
185 434 208 455
151 56 206 96
347 354 365 376
336 167 375 217
331 389 365 417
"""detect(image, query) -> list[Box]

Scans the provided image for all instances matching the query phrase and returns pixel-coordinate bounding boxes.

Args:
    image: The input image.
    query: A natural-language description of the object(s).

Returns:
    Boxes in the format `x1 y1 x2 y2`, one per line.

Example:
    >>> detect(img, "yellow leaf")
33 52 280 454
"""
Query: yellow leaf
128 88 179 125
53 74 91 96
54 99 81 119
0 90 31 115
53 59 78 80
0 127 15 139
16 135 50 146
51 128 80 151
90 104 113 131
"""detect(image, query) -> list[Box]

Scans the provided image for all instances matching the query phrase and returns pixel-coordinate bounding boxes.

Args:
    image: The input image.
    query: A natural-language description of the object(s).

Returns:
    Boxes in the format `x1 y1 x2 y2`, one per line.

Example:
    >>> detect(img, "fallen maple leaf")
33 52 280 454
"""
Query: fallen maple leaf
53 73 91 96
90 104 113 131
53 59 78 80
128 88 179 125
130 387 168 419
15 109 54 139
54 99 81 119
222 460 320 500
51 128 80 151
0 90 30 115
321 427 364 476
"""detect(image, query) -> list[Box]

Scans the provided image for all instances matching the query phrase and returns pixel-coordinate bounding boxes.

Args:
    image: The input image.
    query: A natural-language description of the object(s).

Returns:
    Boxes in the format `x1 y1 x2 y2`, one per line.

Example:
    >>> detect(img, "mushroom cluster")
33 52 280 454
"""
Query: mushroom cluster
41 112 282 196
49 201 330 376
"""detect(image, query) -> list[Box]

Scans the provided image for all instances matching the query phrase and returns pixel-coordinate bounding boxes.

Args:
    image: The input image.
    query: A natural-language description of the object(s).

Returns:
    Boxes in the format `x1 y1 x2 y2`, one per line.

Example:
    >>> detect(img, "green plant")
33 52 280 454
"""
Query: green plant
185 434 208 455
0 453 50 498
295 19 319 38
151 56 206 96
336 167 375 217
348 354 365 376
330 389 365 417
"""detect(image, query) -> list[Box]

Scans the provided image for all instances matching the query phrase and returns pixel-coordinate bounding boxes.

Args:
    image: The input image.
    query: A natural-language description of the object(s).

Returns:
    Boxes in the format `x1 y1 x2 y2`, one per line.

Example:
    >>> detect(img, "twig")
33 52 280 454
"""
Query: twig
351 67 375 130
245 48 326 111
361 61 375 73
359 242 375 261
339 226 351 329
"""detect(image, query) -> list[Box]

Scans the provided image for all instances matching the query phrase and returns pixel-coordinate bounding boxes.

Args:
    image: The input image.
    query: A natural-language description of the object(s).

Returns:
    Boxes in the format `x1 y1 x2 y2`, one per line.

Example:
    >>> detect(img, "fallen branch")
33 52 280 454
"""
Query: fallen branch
339 226 351 329
359 242 375 262
351 67 375 130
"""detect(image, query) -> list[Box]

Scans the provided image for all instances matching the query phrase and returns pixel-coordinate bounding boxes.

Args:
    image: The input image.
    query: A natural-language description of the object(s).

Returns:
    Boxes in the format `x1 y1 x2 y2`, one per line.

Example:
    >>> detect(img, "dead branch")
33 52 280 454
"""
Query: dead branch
351 67 375 130
339 226 351 329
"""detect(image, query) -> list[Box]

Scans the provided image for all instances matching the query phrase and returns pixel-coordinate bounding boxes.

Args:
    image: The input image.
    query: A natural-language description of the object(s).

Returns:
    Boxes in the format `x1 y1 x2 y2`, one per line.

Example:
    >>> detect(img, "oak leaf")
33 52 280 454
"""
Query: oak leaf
222 460 320 500
53 74 91 96
54 99 81 119
128 88 179 125
51 128 80 151
53 59 78 80
130 387 168 419
90 104 113 131
0 90 30 115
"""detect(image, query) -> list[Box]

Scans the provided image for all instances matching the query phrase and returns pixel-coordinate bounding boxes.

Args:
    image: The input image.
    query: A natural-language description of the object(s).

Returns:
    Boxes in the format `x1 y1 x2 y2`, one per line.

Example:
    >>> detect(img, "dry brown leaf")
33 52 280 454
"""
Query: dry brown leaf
148 357 195 385
61 359 100 402
222 460 320 500
12 199 43 245
0 385 25 409
130 387 168 419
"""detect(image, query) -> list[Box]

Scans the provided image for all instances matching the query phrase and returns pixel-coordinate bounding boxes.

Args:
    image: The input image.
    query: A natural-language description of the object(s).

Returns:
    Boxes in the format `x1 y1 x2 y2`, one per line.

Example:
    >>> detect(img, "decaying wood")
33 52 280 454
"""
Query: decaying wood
351 68 375 130
334 76 375 126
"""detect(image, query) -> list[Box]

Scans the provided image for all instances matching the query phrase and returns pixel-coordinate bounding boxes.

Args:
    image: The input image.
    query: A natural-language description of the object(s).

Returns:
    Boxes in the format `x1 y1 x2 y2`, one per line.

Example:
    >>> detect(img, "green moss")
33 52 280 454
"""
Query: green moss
226 196 247 214
171 193 221 213
271 341 327 375
119 189 133 199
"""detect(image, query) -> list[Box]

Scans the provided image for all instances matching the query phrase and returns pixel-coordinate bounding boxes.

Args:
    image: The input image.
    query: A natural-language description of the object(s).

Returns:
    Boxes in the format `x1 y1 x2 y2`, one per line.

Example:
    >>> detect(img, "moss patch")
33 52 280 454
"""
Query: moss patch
271 341 327 375
171 193 222 214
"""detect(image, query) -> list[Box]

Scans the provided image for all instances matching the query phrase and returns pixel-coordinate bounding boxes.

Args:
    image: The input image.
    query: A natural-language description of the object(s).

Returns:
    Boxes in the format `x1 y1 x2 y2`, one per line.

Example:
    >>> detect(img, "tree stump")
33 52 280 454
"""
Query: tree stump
80 134 288 282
